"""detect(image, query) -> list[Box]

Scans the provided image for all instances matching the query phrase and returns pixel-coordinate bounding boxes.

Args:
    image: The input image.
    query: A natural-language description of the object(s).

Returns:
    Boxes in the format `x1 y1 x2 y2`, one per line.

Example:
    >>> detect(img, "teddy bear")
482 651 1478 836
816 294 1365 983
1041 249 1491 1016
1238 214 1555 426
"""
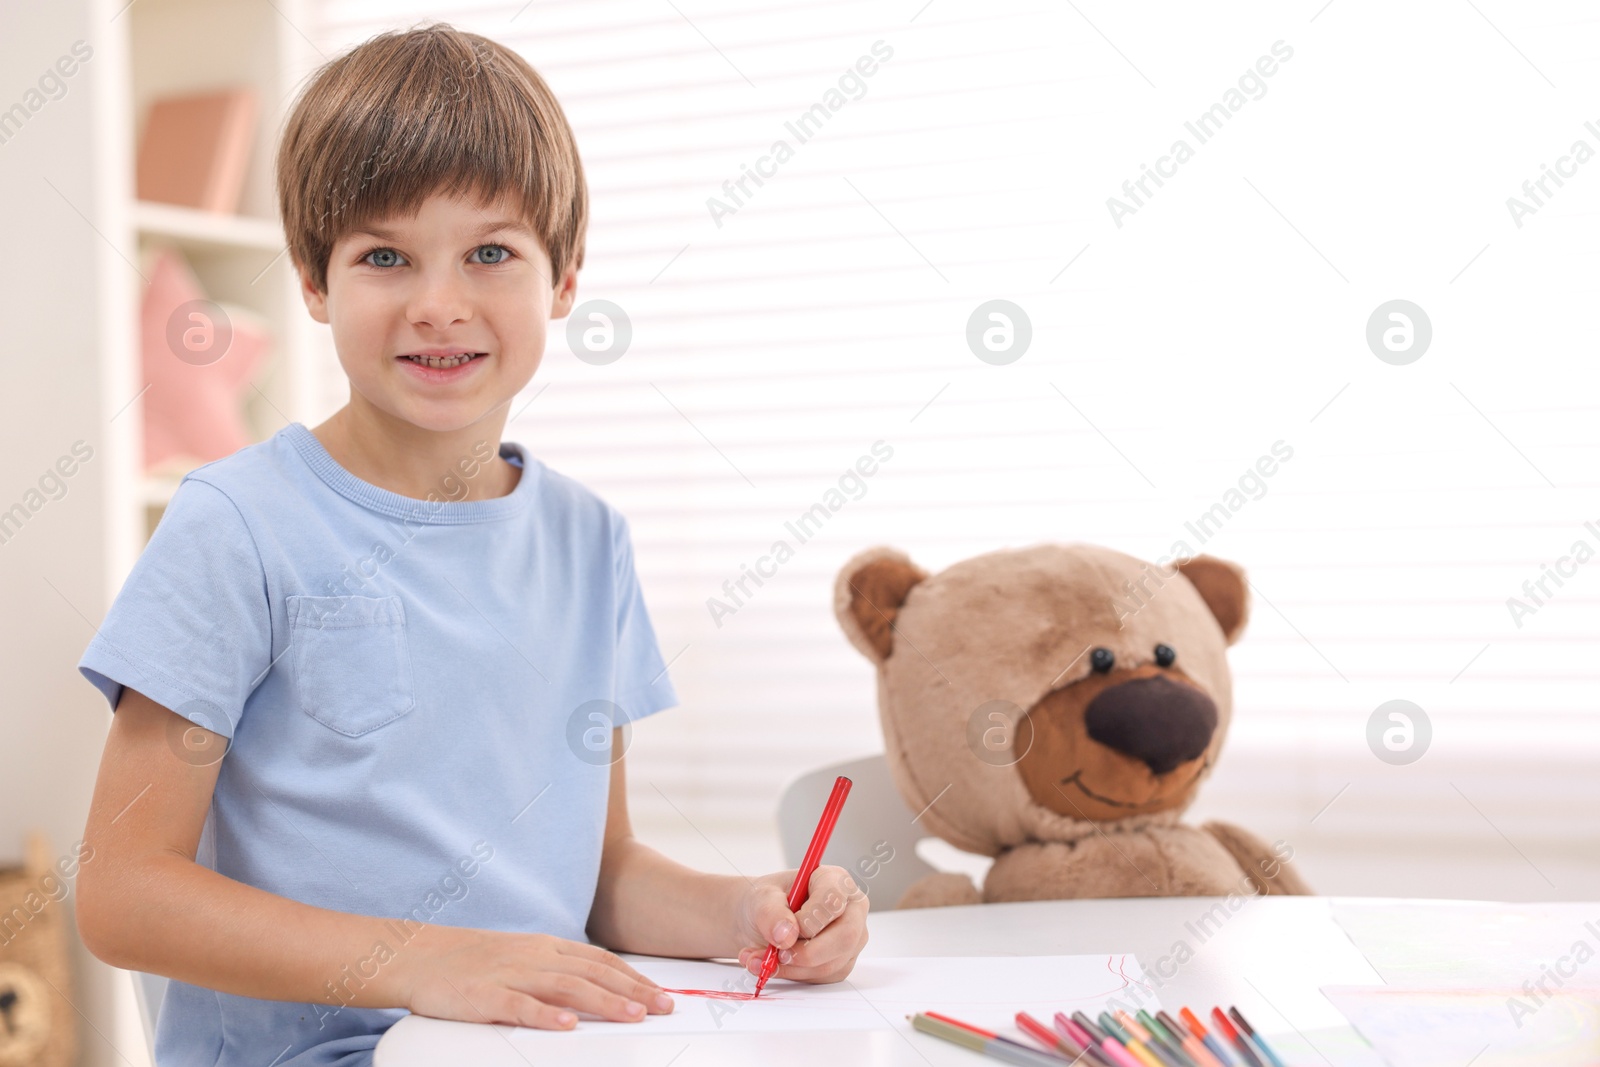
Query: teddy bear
832 542 1310 908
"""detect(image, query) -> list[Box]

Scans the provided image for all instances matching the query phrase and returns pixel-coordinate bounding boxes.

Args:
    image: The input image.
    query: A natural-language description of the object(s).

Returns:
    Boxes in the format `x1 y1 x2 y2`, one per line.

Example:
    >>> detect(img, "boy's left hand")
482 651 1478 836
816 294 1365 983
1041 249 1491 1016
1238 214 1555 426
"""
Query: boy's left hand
733 865 869 984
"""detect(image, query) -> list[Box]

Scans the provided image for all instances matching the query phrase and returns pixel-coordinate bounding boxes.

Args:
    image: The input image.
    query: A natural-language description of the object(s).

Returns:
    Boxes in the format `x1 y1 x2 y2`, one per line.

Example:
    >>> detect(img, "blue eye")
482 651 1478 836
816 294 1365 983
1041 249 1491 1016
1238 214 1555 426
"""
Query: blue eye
359 244 514 269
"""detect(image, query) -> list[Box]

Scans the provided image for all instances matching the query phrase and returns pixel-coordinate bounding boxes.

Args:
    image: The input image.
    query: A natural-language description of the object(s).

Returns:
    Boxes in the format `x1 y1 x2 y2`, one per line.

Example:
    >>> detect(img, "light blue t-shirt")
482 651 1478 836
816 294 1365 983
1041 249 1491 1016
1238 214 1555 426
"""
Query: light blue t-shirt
77 422 678 1066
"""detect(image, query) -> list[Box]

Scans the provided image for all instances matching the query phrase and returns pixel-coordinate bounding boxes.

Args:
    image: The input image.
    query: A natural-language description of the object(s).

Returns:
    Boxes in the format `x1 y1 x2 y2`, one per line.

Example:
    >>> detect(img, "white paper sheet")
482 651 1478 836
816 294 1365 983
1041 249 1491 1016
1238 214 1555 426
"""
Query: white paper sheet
1322 985 1600 1067
1329 900 1600 987
557 953 1158 1038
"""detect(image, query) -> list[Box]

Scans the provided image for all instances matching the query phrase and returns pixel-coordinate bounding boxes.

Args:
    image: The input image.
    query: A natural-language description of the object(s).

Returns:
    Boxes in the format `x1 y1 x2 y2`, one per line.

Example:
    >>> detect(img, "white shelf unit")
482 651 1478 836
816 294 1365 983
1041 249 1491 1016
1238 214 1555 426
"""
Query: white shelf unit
0 4 339 1065
131 199 286 251
126 0 334 540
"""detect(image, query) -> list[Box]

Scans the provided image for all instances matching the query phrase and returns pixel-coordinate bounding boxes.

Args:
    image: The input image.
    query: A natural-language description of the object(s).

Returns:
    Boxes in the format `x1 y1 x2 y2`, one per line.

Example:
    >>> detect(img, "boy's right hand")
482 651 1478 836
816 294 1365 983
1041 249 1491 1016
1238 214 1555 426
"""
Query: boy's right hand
396 926 675 1029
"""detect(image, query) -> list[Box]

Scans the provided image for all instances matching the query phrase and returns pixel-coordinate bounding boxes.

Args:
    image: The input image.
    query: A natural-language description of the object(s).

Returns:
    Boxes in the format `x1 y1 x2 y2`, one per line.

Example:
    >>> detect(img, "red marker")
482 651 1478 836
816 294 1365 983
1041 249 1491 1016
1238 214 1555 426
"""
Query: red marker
754 775 852 995
927 1009 994 1036
1211 1007 1263 1067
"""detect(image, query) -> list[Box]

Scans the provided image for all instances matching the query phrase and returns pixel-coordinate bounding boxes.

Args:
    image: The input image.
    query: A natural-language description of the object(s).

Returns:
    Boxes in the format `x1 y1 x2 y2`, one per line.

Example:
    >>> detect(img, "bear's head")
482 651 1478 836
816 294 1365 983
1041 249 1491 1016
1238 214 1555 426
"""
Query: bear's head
834 543 1249 856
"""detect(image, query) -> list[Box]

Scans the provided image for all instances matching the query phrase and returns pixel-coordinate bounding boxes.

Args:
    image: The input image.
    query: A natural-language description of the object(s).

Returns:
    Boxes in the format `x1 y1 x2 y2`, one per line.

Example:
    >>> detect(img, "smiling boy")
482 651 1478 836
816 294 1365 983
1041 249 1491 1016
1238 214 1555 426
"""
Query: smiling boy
74 23 866 1066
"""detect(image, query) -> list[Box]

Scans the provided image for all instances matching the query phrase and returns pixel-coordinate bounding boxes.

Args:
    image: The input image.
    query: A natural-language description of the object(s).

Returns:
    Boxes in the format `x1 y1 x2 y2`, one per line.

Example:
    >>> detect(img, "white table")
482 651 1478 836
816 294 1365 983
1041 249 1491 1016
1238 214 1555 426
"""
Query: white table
375 895 1409 1066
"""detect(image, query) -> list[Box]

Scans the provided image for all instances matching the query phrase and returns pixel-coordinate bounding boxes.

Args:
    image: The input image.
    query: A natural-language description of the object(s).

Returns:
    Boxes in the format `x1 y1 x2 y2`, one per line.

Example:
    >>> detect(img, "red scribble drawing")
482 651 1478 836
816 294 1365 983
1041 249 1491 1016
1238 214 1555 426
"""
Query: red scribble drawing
661 987 761 1000
668 959 1138 1006
1056 954 1132 1001
661 986 808 1001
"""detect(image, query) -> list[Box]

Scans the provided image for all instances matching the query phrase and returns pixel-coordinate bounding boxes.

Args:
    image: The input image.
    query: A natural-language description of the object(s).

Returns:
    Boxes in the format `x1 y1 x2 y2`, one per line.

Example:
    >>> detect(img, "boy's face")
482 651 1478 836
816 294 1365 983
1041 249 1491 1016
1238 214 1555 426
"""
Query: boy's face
300 189 577 434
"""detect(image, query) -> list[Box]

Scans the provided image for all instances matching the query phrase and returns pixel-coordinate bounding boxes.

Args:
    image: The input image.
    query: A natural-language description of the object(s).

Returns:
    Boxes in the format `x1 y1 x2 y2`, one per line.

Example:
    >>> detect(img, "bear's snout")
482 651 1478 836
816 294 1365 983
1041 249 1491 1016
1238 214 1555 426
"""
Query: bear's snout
1083 675 1218 775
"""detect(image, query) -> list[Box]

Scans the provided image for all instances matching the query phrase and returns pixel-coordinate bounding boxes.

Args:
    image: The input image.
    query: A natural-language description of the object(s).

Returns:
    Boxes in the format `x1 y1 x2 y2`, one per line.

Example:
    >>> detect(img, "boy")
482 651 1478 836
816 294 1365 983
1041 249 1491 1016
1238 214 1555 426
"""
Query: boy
75 23 867 1066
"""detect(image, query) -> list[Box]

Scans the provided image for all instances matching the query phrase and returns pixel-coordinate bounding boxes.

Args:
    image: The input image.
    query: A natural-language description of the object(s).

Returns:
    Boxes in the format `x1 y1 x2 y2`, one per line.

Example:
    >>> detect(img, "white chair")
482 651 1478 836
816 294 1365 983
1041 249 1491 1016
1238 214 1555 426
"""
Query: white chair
130 970 166 1062
775 754 942 910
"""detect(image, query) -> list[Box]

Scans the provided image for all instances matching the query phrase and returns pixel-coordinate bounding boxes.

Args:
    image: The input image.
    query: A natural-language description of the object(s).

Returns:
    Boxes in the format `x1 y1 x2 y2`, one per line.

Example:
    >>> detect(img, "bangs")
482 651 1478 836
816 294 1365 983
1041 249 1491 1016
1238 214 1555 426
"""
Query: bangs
277 23 586 293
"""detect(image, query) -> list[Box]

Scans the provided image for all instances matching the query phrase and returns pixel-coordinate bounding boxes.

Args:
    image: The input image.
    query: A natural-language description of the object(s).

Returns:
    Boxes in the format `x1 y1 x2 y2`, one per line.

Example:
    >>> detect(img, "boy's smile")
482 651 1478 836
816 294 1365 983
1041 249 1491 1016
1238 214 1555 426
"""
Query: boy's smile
297 188 577 499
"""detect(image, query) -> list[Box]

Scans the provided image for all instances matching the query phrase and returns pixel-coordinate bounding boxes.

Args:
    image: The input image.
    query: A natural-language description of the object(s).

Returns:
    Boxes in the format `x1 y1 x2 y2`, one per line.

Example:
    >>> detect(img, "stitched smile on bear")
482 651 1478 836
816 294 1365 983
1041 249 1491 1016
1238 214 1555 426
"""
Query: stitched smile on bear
1015 652 1219 822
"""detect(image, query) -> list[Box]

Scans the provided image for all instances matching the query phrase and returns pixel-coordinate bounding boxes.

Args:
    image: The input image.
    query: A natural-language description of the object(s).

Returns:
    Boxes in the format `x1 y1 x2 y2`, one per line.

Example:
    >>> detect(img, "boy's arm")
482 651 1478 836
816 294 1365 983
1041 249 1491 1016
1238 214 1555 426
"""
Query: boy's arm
586 729 869 981
77 687 420 1008
77 688 670 1027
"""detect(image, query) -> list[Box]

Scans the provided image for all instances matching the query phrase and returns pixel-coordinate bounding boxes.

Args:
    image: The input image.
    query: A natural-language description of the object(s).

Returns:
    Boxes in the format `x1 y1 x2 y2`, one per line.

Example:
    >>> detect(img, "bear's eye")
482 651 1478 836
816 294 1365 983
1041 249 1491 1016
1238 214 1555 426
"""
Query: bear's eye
1090 647 1115 673
1154 643 1176 667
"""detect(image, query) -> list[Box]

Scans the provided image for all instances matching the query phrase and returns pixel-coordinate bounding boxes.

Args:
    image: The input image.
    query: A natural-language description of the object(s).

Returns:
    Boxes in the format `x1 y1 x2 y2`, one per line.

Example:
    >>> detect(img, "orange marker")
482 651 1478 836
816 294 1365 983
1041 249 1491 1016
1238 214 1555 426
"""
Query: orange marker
1180 1008 1237 1065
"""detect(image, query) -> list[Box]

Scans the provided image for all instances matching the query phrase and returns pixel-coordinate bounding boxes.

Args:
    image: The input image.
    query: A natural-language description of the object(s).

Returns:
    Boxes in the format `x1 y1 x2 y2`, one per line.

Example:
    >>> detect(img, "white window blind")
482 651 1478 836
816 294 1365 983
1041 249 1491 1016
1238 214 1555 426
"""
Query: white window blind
308 1 1600 893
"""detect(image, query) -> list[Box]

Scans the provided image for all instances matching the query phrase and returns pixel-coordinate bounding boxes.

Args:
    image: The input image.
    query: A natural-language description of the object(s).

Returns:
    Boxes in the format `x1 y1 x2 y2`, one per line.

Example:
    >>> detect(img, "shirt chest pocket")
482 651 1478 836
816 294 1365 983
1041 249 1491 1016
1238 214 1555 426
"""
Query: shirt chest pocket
285 594 416 737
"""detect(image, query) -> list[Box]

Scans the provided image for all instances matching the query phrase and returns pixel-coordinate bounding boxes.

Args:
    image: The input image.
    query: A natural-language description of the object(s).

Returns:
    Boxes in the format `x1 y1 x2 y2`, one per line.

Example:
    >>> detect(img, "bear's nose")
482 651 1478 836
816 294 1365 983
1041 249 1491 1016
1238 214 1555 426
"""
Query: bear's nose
1083 675 1218 775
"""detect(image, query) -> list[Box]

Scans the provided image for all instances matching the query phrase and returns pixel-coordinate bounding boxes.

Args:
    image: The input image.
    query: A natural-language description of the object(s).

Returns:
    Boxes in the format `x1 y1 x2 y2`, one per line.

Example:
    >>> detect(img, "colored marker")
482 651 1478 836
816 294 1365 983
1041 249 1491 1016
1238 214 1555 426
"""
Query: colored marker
1074 1011 1109 1044
911 1013 1076 1067
1138 1011 1199 1067
1120 1041 1166 1067
1152 1011 1209 1067
926 1010 996 1037
1099 1035 1152 1067
1179 1007 1238 1066
1211 1008 1264 1067
1130 1010 1196 1067
1057 1013 1144 1067
1016 1010 1110 1065
754 776 850 995
1100 1013 1177 1067
1056 1012 1106 1055
924 1010 1067 1061
1227 1007 1287 1067
1126 1017 1190 1067
1156 1011 1224 1067
1099 1012 1138 1048
1135 1010 1169 1044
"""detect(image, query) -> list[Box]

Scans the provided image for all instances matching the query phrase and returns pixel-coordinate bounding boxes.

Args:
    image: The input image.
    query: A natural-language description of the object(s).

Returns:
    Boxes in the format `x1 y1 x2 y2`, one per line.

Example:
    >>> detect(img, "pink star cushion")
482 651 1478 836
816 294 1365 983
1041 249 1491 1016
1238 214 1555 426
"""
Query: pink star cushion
140 244 271 473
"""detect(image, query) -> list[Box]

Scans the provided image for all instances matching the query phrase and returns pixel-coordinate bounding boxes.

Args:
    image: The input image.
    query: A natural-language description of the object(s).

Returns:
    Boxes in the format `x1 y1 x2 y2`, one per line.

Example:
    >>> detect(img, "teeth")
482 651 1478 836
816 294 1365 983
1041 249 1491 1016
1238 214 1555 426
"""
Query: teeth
406 353 480 369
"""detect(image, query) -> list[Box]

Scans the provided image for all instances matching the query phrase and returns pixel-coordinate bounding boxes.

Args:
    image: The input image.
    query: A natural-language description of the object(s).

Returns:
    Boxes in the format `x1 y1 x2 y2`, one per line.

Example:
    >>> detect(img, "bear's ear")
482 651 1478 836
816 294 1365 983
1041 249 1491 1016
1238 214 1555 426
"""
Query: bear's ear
834 546 928 665
1175 555 1250 646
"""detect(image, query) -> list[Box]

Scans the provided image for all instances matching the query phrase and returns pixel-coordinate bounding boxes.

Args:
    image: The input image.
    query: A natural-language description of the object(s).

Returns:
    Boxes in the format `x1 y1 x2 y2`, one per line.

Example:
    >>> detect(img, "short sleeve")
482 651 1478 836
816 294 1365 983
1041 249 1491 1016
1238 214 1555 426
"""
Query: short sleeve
612 511 678 721
77 477 272 739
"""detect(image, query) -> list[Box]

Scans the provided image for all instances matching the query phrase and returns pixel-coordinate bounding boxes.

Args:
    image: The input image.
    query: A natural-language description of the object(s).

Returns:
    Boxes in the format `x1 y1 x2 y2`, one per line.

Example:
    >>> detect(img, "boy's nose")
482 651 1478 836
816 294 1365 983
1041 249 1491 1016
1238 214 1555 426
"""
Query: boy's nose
408 275 473 329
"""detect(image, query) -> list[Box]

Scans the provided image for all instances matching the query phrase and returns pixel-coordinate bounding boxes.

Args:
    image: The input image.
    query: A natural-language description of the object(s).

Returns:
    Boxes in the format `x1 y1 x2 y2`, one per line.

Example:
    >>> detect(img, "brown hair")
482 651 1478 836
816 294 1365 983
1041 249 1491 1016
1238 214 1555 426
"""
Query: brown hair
275 22 586 295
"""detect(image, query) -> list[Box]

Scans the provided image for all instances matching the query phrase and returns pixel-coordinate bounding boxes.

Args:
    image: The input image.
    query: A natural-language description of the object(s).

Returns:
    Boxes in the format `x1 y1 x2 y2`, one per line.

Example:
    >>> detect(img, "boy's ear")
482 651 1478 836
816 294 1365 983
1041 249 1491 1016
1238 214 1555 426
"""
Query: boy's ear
298 265 330 325
550 263 579 320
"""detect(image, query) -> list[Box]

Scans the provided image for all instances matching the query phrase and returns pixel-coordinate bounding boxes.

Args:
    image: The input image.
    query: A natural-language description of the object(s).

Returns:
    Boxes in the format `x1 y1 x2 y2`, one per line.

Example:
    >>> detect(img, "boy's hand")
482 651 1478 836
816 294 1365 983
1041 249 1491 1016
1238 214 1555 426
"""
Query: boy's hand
733 865 869 984
398 926 675 1029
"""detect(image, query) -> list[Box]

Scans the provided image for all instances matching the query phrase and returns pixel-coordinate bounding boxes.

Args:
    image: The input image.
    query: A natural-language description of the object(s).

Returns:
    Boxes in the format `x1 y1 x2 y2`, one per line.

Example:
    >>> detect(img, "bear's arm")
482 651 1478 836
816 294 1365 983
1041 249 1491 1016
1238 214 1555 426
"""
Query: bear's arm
893 871 983 909
1200 820 1312 895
